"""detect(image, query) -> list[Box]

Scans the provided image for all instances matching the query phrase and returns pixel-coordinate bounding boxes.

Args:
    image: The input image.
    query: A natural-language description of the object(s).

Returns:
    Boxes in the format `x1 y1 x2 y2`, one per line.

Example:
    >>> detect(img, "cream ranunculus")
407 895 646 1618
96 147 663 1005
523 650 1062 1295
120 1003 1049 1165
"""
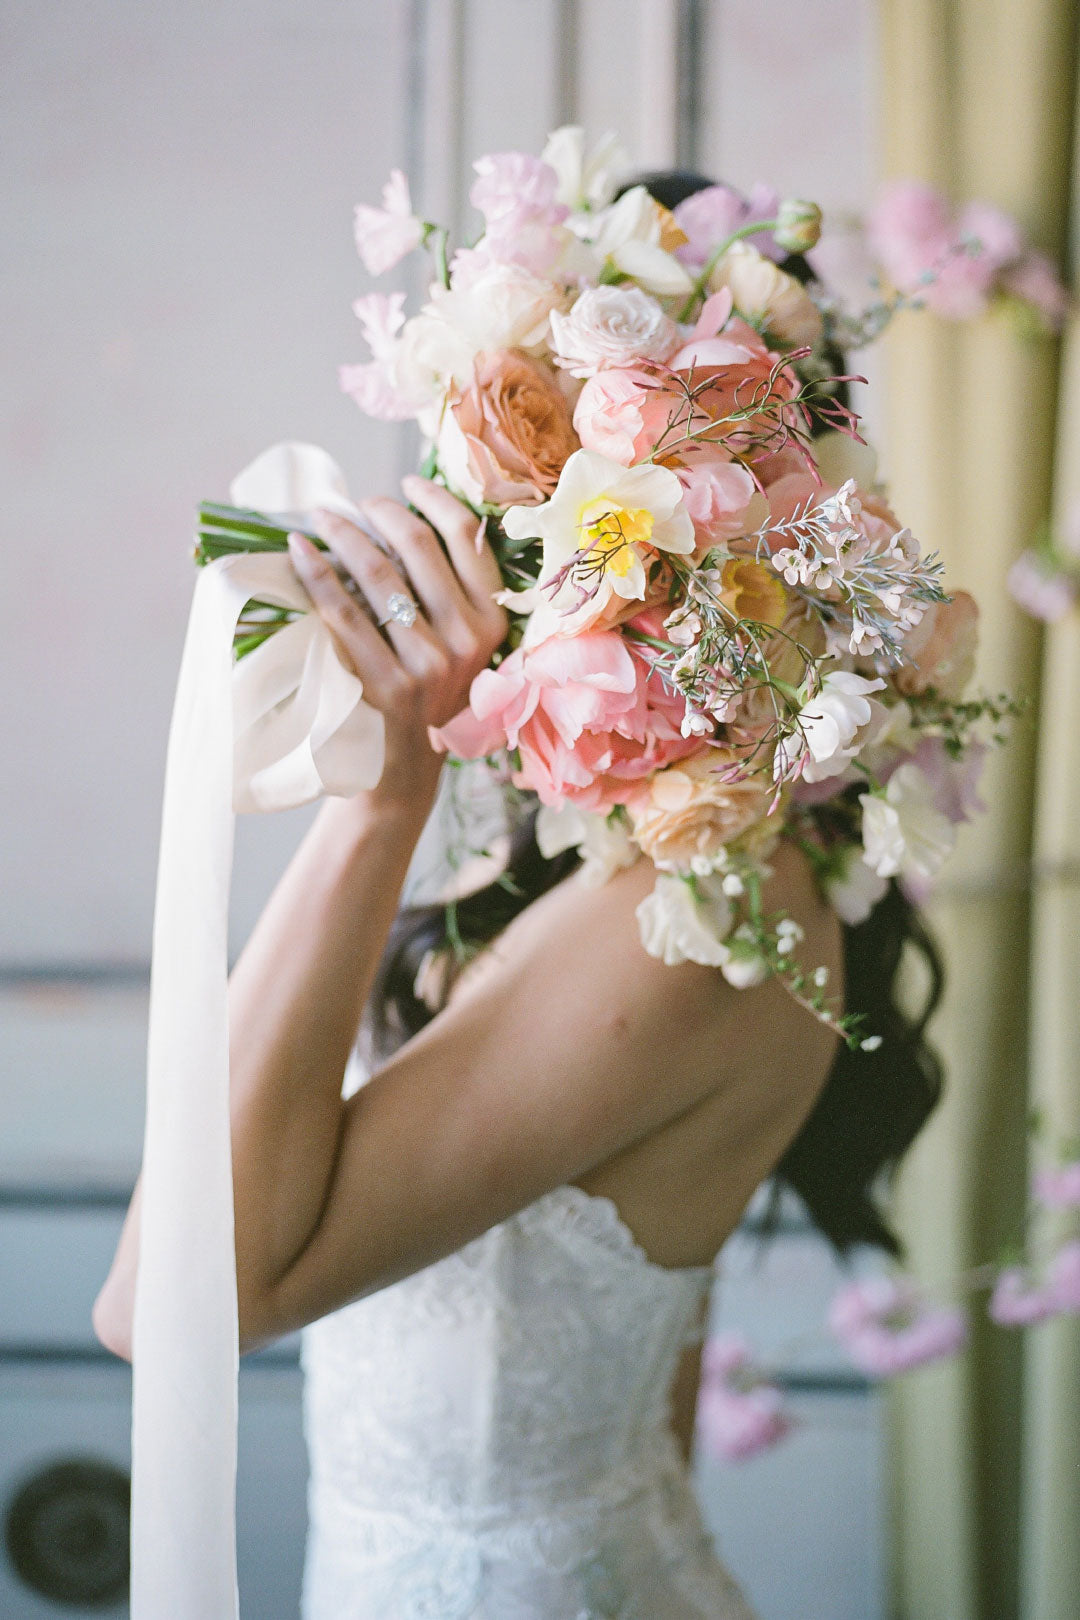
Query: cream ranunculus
502 449 694 632
859 763 956 887
710 241 823 346
627 747 776 870
549 284 678 378
636 872 733 967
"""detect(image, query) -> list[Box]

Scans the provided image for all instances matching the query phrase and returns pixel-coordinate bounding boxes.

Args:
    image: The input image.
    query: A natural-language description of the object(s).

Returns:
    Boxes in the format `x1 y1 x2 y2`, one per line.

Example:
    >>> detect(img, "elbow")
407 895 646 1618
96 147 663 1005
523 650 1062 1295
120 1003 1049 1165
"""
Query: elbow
92 1283 133 1363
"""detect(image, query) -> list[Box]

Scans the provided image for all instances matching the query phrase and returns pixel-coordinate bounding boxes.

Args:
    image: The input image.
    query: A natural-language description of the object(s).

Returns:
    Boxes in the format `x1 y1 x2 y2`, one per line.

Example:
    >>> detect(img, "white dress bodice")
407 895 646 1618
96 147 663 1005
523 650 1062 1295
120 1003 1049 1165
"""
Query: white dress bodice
301 1183 757 1619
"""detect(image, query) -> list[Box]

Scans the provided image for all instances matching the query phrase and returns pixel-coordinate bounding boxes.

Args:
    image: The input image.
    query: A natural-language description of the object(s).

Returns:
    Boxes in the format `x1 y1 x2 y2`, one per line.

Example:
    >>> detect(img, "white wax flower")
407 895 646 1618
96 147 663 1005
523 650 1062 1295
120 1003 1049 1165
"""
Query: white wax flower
636 873 733 968
824 844 889 925
535 802 638 887
794 671 886 783
860 763 956 886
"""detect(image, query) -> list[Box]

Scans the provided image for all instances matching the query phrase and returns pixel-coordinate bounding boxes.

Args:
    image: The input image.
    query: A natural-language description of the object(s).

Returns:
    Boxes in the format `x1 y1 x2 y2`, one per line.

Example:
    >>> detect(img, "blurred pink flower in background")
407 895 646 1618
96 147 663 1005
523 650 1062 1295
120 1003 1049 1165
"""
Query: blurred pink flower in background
1033 1161 1080 1210
1007 550 1077 622
696 1334 793 1462
1049 1241 1080 1314
988 1267 1057 1327
353 170 425 276
867 180 1069 328
828 1274 968 1376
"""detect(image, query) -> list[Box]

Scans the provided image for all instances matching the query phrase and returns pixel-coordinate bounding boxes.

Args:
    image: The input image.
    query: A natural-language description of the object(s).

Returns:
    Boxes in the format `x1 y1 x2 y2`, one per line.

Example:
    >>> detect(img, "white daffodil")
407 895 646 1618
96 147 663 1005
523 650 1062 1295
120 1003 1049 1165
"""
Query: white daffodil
535 802 639 887
503 449 695 631
583 186 694 297
860 763 956 887
823 844 889 925
636 873 734 968
795 671 886 783
542 125 628 212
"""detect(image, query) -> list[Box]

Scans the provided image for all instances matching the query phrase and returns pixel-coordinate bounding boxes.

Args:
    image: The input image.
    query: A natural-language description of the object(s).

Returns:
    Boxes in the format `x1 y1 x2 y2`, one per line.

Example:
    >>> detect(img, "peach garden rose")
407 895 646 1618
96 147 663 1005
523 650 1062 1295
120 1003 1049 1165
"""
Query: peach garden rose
437 348 580 508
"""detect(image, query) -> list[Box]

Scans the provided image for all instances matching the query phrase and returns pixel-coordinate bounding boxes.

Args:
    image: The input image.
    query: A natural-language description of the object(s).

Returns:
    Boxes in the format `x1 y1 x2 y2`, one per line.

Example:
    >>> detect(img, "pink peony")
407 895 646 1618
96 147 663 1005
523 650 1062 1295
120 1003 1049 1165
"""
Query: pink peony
353 171 424 276
676 458 759 548
988 1267 1057 1327
674 182 782 267
696 1334 793 1462
828 1274 968 1377
1007 550 1077 623
431 628 697 809
1049 1241 1080 1314
1033 1161 1080 1210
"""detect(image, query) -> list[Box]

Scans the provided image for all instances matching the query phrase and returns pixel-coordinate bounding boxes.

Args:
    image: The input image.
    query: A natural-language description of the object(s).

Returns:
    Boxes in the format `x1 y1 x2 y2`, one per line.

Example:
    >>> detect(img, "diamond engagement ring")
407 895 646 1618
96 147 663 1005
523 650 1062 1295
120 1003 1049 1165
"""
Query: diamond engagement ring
380 591 418 629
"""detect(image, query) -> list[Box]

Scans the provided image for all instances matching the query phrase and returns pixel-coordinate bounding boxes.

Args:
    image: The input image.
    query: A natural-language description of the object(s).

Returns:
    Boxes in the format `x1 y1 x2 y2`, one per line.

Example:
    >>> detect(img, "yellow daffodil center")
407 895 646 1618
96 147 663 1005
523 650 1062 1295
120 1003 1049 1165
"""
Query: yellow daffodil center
578 499 655 577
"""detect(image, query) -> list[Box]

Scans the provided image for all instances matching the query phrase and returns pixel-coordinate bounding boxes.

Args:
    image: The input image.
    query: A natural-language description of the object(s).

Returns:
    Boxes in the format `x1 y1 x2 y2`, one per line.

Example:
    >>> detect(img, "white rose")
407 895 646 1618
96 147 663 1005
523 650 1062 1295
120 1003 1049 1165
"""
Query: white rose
824 845 889 925
636 873 733 968
549 284 678 378
535 802 639 887
710 241 824 346
860 763 956 887
797 672 886 783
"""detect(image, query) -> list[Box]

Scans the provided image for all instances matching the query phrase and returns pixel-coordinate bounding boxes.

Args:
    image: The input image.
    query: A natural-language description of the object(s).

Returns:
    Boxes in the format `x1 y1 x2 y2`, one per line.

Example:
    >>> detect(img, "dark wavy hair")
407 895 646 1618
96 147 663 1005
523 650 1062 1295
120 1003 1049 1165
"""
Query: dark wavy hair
369 171 946 1258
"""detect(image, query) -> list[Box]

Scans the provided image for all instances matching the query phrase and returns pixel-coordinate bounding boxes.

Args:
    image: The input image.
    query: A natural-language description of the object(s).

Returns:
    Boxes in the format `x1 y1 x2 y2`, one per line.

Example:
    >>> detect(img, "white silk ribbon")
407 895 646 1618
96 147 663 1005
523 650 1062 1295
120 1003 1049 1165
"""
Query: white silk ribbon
131 445 383 1618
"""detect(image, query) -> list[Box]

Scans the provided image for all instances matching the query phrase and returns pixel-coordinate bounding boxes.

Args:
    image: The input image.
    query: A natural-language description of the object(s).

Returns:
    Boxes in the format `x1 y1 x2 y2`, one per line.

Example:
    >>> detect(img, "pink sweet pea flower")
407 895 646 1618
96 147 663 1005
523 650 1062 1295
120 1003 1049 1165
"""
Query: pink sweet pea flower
696 1334 793 1462
674 182 782 266
908 736 987 826
1049 1241 1080 1314
431 629 697 809
470 152 567 231
828 1275 968 1376
1000 252 1071 330
988 1267 1057 1327
353 170 424 276
1033 1161 1080 1210
339 293 430 422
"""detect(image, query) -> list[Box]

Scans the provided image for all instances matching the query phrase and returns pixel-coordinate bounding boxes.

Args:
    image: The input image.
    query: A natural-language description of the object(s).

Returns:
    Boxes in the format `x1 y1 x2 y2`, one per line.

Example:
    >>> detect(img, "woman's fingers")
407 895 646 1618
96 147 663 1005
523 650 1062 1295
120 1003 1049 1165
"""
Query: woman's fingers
285 533 400 696
358 494 477 653
310 510 443 675
401 476 505 613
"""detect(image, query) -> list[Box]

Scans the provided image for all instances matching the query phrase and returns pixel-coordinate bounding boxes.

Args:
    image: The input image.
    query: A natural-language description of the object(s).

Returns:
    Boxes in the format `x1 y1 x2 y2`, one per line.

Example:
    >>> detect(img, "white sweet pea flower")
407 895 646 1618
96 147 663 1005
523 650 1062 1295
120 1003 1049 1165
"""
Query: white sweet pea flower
535 802 638 887
503 449 694 631
823 844 889 925
542 125 628 211
584 186 694 297
549 284 678 378
860 763 956 887
796 671 886 783
636 873 733 968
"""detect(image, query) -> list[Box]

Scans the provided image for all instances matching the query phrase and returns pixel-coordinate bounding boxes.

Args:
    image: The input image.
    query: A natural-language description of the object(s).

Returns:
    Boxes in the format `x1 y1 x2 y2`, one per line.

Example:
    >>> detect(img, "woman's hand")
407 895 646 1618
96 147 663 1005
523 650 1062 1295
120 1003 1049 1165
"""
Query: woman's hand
287 475 507 805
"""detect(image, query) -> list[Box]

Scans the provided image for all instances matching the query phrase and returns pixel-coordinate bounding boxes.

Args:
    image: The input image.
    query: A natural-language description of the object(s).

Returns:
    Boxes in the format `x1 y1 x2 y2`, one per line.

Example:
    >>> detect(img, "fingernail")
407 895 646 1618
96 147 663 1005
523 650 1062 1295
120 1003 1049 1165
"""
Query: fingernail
287 531 314 563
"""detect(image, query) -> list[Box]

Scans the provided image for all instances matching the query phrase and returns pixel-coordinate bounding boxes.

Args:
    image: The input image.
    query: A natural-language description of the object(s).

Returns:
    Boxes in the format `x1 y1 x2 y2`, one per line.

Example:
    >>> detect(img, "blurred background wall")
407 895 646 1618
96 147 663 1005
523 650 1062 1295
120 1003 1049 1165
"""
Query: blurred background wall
1 3 1076 1618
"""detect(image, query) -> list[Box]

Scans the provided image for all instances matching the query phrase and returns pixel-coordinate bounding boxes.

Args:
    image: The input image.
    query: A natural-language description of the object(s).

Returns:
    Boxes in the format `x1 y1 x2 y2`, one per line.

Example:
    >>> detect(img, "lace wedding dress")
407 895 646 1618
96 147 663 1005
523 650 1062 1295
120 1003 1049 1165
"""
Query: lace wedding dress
301 1182 758 1619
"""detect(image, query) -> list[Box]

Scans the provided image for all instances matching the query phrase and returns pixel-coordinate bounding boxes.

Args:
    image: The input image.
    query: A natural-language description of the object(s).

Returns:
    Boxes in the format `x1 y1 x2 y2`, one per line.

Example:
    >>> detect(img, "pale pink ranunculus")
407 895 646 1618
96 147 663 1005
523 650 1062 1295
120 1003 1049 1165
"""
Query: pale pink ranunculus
353 170 425 276
696 1333 793 1463
676 458 759 548
1033 1161 1080 1210
828 1274 968 1377
1007 550 1077 623
1049 1241 1080 1314
431 629 696 809
674 182 782 267
988 1267 1057 1328
895 591 979 699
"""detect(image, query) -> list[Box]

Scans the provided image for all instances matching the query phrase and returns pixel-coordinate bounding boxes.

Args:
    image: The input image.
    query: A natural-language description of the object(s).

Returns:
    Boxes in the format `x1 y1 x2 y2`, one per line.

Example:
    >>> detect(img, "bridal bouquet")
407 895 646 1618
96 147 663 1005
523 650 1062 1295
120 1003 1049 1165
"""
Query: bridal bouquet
198 127 1015 1045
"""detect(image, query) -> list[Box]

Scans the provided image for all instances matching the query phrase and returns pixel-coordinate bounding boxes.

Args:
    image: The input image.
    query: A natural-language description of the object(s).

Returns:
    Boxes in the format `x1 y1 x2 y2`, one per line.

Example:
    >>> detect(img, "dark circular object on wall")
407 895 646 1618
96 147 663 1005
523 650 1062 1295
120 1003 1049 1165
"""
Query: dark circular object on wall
4 1457 130 1607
